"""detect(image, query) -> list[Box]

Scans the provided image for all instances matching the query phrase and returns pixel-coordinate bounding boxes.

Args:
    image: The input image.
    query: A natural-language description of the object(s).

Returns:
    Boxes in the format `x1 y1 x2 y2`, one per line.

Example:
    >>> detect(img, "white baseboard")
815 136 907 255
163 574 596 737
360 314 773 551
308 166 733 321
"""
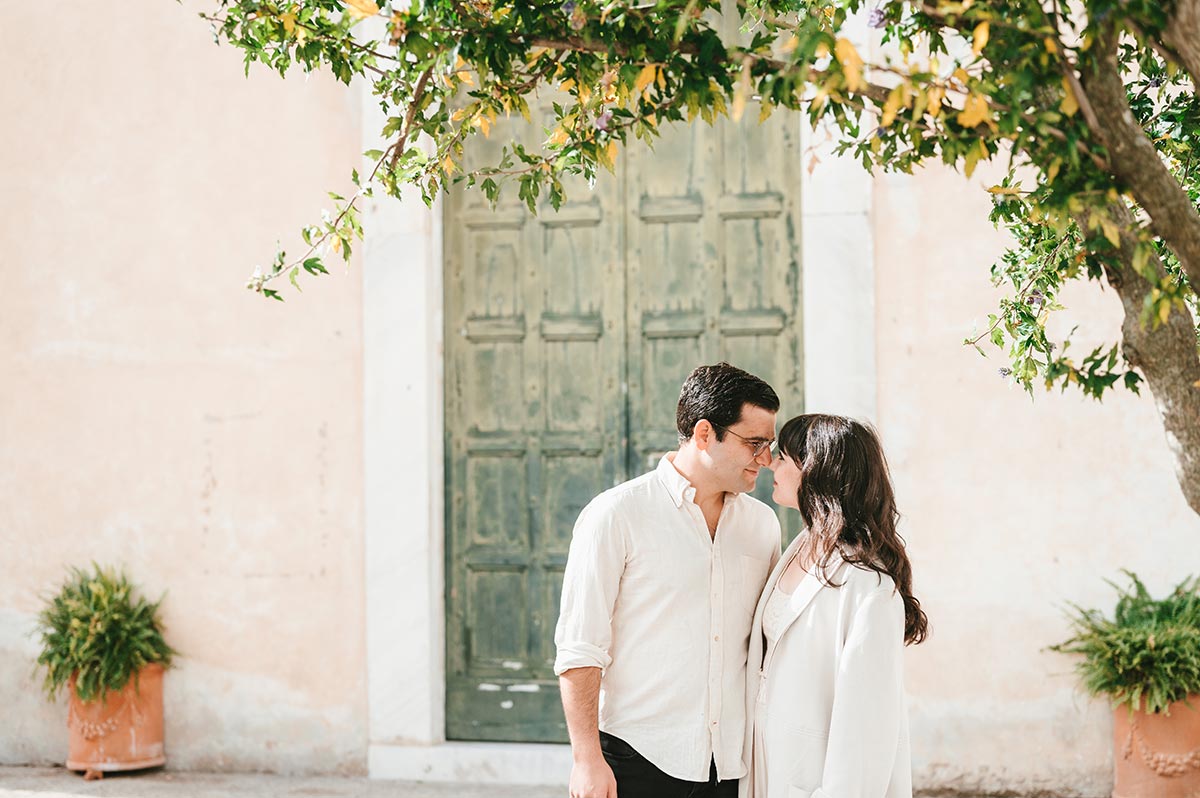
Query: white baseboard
368 742 572 785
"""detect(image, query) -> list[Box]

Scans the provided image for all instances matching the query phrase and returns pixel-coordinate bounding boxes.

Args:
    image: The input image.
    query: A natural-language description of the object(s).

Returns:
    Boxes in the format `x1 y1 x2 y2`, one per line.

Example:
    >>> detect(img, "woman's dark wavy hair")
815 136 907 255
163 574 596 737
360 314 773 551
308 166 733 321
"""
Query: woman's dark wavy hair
779 414 929 645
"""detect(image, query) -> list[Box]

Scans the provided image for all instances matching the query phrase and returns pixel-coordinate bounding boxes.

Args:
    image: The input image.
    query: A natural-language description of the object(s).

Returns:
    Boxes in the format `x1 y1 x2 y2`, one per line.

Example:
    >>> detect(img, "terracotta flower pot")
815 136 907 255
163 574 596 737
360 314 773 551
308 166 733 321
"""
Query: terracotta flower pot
1112 695 1200 798
66 662 165 775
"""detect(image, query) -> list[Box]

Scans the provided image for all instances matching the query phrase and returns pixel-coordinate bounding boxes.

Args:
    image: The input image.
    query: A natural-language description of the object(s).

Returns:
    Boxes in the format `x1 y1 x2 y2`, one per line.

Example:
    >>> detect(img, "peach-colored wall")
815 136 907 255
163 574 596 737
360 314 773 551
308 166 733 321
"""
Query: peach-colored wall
0 1 366 773
874 162 1200 794
5 1 1200 789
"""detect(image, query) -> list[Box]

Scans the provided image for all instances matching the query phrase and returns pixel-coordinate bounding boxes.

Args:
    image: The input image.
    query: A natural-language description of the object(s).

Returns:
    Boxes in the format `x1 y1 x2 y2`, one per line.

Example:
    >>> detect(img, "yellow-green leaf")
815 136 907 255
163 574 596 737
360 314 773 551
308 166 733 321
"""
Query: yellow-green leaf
835 38 864 93
1101 216 1120 248
881 85 904 128
1132 244 1152 278
963 138 988 178
1061 76 1079 116
598 140 619 172
972 22 990 55
927 85 946 117
634 64 657 96
344 0 379 20
731 66 751 122
957 92 990 128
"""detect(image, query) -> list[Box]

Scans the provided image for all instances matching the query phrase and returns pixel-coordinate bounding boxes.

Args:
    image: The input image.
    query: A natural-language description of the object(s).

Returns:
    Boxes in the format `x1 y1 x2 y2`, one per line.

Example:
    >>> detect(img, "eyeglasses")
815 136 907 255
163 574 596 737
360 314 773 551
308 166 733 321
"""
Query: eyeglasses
711 424 777 459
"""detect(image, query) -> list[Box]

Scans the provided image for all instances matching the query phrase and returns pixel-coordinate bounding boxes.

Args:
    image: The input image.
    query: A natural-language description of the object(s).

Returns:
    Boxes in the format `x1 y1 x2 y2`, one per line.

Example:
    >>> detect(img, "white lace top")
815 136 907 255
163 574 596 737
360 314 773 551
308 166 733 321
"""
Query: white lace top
762 582 795 653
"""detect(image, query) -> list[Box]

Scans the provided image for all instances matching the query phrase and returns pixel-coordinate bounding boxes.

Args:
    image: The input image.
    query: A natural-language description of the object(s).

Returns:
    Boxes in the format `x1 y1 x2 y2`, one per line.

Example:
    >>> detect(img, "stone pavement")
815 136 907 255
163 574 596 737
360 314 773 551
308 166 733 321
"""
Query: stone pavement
0 768 564 798
0 767 1065 798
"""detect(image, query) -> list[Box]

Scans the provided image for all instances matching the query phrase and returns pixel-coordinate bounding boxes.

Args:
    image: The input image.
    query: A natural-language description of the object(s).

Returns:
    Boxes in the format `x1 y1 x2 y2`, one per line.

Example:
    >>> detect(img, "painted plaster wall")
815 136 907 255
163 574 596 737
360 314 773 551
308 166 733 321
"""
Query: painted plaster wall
0 1 367 774
872 162 1200 794
4 1 1200 791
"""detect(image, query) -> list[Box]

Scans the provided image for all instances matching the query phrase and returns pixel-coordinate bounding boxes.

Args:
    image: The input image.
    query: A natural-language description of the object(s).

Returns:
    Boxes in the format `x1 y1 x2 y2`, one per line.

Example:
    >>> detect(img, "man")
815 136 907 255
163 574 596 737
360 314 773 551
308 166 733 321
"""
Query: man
554 362 783 798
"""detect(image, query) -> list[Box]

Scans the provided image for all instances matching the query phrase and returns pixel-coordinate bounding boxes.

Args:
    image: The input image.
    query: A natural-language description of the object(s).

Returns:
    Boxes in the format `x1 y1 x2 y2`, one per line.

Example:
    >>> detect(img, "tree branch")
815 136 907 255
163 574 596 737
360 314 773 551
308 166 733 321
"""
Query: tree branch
1046 0 1101 133
388 66 434 171
1160 0 1200 91
1080 26 1200 290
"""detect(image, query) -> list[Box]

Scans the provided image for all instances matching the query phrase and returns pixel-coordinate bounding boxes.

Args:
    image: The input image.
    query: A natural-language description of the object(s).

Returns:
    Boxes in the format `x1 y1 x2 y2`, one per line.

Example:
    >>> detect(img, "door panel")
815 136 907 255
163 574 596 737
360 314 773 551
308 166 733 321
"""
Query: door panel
445 101 801 742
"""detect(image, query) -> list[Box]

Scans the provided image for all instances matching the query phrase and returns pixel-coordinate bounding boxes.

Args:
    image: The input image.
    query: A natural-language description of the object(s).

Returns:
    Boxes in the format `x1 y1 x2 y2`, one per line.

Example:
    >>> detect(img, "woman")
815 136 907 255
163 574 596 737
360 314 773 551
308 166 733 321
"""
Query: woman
740 414 928 798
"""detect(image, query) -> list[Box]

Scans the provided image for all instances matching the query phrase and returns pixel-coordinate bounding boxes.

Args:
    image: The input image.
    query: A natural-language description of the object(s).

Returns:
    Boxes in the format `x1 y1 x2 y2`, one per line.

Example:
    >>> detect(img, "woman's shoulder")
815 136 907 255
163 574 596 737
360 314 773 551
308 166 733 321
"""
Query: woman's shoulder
838 560 899 598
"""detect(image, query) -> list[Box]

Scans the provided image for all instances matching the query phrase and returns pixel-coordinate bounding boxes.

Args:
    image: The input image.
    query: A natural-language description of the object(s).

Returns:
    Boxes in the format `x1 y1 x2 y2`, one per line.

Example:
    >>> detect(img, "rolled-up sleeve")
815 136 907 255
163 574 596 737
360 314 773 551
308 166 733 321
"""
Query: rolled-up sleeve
553 498 627 675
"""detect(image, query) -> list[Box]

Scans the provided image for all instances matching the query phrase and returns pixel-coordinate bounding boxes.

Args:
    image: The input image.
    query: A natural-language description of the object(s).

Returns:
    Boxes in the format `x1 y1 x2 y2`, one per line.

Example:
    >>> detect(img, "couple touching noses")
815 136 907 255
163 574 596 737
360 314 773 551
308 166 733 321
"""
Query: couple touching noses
554 363 928 798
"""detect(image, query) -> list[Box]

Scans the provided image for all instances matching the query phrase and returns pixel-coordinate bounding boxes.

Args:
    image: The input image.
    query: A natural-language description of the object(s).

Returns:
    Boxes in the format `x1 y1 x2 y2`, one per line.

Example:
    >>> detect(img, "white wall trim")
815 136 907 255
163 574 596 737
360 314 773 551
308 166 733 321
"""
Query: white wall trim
362 74 447 752
798 15 878 423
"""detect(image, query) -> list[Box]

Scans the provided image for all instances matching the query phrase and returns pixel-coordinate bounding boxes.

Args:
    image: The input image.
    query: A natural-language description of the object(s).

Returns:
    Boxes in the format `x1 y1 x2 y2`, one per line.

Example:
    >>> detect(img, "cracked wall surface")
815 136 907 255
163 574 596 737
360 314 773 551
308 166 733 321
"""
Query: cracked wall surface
874 161 1200 796
0 0 367 775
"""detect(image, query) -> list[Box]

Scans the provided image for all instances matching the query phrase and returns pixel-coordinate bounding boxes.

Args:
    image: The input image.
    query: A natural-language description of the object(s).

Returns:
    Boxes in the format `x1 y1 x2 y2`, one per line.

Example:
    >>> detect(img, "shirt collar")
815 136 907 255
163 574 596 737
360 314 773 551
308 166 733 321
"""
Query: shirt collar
656 453 696 508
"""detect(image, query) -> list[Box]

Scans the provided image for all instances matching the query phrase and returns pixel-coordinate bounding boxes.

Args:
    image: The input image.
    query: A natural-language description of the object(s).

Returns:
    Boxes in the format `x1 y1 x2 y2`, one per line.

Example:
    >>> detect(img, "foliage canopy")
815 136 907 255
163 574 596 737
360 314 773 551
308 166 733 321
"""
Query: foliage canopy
196 0 1200 513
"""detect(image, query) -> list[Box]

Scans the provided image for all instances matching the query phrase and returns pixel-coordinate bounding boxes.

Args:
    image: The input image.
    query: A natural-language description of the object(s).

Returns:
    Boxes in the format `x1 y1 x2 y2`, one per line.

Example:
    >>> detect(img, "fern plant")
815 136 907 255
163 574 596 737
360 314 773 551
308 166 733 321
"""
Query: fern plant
35 564 175 702
1050 571 1200 715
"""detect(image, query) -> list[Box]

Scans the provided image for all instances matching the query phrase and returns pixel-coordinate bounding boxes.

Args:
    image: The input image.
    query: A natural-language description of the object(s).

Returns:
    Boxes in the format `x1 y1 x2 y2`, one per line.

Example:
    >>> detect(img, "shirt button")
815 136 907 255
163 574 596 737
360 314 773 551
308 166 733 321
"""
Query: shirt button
713 635 719 641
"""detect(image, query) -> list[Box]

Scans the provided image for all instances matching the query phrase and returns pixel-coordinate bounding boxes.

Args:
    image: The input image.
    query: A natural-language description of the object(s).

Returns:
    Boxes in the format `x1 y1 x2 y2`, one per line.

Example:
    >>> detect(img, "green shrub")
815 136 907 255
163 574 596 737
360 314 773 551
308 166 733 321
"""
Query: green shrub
1050 571 1200 714
35 564 175 702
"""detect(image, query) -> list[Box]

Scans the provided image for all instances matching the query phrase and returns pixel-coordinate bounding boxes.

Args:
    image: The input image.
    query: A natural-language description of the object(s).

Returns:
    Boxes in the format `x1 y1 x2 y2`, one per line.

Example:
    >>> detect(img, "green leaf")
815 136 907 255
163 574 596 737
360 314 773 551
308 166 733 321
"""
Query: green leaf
302 257 329 276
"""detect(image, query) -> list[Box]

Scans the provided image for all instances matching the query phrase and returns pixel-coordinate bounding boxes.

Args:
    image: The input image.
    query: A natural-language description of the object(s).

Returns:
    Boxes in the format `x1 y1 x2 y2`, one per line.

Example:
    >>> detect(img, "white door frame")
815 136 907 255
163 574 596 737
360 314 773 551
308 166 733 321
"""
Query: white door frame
360 23 877 782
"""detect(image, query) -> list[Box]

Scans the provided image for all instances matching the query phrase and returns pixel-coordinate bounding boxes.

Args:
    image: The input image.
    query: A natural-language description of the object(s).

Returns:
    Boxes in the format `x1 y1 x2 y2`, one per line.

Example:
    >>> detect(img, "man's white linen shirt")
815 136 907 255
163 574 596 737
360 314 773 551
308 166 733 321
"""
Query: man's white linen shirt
553 454 782 782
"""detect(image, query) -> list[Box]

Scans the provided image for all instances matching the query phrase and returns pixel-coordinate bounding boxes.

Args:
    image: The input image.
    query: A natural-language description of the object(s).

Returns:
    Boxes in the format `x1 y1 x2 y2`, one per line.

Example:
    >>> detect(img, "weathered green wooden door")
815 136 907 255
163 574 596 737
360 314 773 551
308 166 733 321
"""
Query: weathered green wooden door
444 100 802 742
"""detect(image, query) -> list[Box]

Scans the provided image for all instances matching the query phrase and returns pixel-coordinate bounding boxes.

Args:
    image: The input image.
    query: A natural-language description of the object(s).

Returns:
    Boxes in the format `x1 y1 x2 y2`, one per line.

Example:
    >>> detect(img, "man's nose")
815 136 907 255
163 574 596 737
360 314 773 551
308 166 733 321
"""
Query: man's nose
756 448 775 467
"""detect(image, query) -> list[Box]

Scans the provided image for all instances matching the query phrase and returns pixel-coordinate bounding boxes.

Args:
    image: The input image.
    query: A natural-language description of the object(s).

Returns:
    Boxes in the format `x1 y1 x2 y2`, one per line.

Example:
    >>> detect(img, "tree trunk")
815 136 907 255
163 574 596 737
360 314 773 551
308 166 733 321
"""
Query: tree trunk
1076 30 1200 518
1162 0 1200 93
1087 202 1200 517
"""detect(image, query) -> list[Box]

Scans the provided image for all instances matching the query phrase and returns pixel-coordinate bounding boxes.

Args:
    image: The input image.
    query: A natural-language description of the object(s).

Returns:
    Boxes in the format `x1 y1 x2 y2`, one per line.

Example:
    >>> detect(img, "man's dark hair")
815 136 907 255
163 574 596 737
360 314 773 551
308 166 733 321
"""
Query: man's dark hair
676 362 780 442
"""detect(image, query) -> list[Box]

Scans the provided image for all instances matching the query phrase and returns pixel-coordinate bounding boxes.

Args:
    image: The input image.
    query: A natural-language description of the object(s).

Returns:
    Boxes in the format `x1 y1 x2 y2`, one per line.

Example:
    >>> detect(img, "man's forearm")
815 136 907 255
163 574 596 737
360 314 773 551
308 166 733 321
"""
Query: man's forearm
559 666 603 762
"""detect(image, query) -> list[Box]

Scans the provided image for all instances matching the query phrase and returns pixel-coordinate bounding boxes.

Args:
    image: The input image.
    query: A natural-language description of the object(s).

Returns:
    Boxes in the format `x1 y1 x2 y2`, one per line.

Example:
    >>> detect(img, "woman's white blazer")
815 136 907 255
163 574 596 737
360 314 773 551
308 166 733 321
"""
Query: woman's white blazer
738 535 912 798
